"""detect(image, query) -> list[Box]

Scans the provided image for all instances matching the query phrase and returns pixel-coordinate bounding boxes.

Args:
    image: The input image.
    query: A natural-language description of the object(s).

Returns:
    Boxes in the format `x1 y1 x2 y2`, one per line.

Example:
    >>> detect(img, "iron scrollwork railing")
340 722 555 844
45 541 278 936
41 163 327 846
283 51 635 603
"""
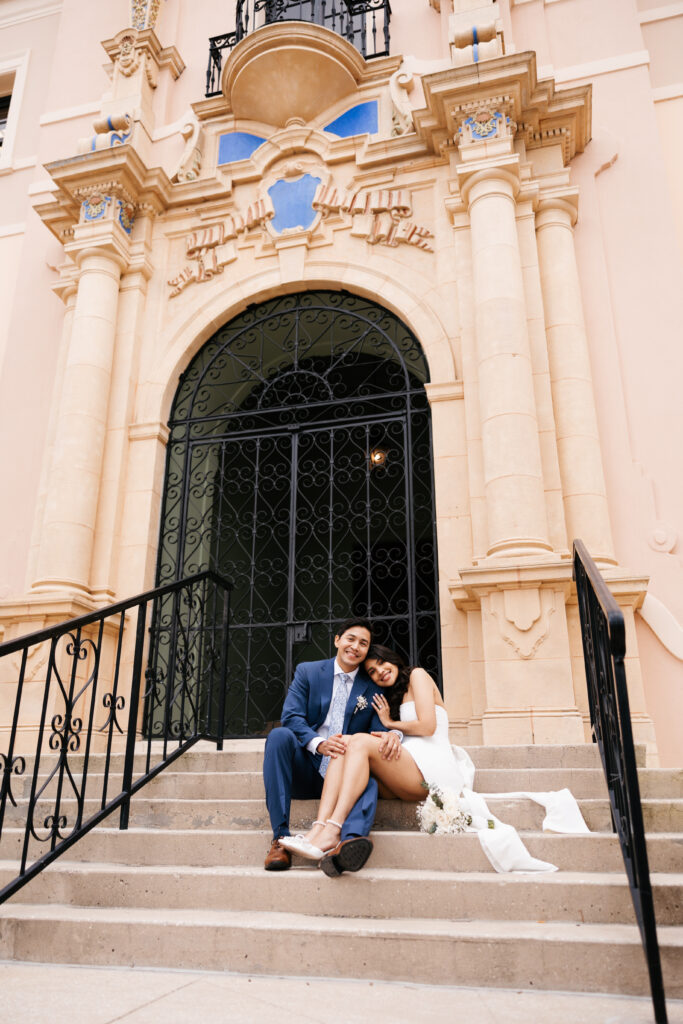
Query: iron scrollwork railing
0 571 231 905
573 539 667 1023
206 0 392 96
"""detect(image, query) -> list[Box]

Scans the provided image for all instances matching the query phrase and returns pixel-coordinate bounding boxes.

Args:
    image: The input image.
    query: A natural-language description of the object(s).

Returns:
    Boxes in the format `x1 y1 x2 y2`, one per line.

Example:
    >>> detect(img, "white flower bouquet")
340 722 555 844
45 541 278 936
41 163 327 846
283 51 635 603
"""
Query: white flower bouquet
417 782 473 835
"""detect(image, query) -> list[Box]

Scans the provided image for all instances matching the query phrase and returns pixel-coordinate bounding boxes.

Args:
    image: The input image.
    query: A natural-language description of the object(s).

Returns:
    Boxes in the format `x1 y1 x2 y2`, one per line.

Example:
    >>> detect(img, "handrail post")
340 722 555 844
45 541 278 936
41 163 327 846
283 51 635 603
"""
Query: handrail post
119 601 148 831
216 586 231 751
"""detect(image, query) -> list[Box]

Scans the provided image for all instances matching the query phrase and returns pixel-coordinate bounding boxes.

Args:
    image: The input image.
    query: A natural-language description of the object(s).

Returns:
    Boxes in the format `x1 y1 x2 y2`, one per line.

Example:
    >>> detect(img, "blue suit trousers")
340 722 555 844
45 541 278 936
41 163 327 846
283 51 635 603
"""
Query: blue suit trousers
263 726 379 841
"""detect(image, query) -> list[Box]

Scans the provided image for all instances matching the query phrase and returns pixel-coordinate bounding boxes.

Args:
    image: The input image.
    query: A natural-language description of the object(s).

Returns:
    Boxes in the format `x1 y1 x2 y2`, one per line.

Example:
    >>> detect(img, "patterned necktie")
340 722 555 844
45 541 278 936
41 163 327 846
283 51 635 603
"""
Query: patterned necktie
320 672 352 777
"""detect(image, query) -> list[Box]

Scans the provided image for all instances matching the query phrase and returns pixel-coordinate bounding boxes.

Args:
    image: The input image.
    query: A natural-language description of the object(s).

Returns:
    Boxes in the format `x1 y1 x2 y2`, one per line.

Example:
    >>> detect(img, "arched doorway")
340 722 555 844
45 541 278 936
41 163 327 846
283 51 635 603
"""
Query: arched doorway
154 290 441 736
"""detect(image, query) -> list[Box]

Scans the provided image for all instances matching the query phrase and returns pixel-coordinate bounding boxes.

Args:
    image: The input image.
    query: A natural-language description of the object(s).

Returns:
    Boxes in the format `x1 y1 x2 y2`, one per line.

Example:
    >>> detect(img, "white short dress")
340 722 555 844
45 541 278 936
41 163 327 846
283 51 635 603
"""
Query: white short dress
399 700 589 873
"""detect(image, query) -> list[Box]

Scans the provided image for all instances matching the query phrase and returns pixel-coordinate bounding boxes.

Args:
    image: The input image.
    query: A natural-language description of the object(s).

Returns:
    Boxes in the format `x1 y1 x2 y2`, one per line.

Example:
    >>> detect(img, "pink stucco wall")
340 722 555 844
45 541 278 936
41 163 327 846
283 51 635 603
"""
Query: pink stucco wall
0 0 681 761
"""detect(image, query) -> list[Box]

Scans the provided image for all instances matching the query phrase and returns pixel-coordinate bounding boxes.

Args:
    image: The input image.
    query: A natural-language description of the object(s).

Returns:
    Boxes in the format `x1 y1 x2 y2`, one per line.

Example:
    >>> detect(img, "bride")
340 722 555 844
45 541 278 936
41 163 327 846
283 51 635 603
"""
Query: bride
280 644 587 876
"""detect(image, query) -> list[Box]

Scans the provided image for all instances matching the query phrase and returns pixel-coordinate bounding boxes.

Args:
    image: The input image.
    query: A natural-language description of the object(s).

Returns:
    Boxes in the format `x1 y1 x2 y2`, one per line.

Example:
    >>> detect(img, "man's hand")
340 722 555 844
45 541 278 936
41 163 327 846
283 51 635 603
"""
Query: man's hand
318 734 347 759
372 731 401 761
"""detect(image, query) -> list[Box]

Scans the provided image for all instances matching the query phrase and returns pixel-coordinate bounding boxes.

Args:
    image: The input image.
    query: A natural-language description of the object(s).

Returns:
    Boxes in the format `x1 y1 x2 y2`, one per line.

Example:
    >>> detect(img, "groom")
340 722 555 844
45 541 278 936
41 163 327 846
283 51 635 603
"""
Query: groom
262 617 401 875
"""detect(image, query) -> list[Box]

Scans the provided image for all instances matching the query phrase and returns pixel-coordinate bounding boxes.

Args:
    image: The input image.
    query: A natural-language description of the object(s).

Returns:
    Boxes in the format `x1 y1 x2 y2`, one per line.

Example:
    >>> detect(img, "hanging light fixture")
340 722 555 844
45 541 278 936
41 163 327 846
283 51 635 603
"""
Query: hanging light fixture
369 447 388 469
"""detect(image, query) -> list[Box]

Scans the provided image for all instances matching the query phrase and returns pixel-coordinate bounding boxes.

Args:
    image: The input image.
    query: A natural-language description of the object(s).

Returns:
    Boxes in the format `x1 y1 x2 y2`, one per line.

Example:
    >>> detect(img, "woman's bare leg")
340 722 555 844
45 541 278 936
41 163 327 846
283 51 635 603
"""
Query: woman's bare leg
302 737 349 849
313 733 425 850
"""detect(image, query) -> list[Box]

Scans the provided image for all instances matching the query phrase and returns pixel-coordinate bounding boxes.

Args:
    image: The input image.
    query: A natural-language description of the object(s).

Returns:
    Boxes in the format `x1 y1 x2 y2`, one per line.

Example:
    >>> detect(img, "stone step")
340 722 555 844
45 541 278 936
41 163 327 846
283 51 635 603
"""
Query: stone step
19 766 674 802
5 794 682 833
2 860 681 926
3 827 682 874
15 741 638 776
0 904 679 997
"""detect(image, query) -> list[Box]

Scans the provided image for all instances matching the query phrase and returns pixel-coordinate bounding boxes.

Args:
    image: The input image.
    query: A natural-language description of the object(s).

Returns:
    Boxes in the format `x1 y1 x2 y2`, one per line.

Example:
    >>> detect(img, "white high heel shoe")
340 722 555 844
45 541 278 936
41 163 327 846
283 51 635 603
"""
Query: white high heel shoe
278 820 327 860
278 835 324 859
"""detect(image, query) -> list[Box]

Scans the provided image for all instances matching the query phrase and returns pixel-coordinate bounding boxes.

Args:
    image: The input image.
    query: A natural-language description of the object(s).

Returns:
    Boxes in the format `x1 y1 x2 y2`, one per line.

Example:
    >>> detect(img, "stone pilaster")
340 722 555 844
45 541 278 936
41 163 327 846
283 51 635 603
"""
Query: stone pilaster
33 229 129 595
536 192 616 565
458 140 552 559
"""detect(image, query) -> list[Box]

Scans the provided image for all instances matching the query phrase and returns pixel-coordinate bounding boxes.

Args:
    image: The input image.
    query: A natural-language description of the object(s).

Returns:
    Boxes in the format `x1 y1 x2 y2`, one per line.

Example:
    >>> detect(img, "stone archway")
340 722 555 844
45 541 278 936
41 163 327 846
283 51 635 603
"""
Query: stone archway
150 289 442 737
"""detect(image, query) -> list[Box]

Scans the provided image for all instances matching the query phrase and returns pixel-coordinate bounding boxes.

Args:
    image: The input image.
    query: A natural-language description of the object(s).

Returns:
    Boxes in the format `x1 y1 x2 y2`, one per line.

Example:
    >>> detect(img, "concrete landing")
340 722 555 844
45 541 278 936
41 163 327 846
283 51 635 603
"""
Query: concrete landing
1 961 681 1024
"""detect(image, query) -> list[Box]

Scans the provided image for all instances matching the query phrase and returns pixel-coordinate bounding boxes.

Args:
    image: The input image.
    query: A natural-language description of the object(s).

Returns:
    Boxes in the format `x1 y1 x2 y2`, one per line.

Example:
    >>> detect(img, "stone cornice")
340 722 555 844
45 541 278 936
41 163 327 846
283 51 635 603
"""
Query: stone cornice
414 51 591 165
450 563 649 610
33 146 174 242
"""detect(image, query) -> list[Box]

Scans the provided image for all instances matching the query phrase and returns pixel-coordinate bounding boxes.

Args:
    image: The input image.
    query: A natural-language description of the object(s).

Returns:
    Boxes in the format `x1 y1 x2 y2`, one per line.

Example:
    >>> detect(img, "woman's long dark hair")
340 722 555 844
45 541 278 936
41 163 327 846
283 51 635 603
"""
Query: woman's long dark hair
365 644 414 720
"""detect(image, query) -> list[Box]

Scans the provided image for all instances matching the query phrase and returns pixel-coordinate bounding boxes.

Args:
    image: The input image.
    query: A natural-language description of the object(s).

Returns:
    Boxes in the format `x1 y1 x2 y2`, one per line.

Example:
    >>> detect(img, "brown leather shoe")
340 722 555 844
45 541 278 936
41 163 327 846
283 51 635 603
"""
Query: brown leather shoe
264 838 292 871
319 837 373 877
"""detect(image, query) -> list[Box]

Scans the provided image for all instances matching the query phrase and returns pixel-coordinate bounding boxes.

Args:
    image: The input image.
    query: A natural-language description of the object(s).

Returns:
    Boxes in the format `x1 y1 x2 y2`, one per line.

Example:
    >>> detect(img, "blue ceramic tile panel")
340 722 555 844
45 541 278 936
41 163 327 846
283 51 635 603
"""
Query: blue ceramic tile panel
324 101 379 139
218 131 266 164
268 175 322 233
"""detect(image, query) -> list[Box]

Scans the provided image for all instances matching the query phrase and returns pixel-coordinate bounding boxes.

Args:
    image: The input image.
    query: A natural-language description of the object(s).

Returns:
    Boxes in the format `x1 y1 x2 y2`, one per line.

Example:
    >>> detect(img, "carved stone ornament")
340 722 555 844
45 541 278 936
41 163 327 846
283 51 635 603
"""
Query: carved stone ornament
313 184 433 252
74 182 136 236
489 588 556 660
389 64 415 138
451 95 516 147
77 113 133 155
131 0 163 31
113 30 158 88
118 32 141 77
169 200 275 297
173 120 204 183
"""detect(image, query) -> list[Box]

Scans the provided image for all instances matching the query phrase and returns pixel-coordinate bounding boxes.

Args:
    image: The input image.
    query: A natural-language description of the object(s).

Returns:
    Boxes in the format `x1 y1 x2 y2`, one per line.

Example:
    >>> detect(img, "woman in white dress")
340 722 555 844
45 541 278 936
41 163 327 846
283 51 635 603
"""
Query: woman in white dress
280 644 587 874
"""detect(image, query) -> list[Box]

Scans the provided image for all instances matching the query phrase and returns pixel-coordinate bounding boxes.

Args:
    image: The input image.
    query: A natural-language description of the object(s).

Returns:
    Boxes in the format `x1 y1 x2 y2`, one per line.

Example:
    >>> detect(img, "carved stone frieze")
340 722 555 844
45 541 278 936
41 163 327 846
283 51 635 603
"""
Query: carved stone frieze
168 200 275 297
313 185 434 252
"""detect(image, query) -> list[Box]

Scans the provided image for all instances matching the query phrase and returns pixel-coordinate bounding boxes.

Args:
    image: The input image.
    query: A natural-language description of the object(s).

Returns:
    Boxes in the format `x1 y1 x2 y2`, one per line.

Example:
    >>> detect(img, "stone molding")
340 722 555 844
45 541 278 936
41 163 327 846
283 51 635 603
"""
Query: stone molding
450 562 649 610
413 51 591 165
425 380 465 403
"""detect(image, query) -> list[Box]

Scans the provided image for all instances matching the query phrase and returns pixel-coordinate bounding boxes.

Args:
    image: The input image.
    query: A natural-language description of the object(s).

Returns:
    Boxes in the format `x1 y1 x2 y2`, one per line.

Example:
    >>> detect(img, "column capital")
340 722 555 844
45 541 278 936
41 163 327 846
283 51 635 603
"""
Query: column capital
536 189 579 229
65 235 130 275
457 155 521 209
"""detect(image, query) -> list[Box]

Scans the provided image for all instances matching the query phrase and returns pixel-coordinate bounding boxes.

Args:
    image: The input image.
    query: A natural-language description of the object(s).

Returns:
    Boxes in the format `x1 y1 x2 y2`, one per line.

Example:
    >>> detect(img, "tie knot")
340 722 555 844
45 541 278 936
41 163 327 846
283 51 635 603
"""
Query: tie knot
340 672 352 687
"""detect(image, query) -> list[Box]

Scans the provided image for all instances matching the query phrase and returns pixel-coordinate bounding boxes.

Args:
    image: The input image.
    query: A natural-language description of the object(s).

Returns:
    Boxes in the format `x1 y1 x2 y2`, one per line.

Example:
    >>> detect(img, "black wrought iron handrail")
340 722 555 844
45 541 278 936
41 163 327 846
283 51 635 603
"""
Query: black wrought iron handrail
573 540 667 1022
0 570 232 905
206 0 392 96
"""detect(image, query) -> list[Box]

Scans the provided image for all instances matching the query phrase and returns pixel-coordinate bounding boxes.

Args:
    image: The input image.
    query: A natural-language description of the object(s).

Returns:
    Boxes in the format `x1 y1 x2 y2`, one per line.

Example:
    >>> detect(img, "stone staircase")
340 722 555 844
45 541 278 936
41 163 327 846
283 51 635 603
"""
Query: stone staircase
0 740 681 1001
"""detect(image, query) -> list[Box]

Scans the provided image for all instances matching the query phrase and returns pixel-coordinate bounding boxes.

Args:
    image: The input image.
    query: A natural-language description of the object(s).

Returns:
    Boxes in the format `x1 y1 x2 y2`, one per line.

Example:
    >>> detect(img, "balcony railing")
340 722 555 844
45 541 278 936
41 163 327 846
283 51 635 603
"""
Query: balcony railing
206 0 392 96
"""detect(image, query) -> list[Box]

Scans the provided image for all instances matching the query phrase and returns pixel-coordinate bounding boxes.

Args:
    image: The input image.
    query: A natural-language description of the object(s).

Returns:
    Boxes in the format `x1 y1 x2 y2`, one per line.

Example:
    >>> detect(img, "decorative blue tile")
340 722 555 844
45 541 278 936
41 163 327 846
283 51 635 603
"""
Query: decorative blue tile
268 174 322 233
218 131 267 165
324 101 379 139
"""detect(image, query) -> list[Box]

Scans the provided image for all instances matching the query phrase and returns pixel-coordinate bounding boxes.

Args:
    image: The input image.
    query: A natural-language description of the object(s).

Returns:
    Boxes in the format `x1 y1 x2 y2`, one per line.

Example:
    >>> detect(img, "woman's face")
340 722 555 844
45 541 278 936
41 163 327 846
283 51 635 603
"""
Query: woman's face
365 657 399 688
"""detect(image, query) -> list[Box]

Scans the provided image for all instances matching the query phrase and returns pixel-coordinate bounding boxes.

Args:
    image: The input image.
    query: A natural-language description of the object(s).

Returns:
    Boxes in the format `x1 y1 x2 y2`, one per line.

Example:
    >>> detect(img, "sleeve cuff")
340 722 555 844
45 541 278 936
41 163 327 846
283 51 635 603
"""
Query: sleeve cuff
307 736 323 754
390 729 404 743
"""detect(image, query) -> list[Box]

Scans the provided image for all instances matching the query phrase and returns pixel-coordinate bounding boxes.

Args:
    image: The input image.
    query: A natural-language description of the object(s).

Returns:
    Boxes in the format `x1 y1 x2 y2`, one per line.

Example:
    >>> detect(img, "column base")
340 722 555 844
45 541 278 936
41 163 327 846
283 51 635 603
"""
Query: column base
482 707 585 746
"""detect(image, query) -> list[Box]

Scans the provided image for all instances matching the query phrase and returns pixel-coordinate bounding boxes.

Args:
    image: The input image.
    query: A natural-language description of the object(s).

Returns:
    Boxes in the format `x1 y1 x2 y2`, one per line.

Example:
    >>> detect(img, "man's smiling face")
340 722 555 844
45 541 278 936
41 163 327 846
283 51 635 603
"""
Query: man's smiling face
334 626 371 671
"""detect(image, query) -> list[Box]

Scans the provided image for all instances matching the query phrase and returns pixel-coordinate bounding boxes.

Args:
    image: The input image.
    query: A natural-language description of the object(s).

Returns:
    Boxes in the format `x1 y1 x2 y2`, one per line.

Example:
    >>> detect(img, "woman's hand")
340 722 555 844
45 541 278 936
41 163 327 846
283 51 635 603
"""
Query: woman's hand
371 693 395 728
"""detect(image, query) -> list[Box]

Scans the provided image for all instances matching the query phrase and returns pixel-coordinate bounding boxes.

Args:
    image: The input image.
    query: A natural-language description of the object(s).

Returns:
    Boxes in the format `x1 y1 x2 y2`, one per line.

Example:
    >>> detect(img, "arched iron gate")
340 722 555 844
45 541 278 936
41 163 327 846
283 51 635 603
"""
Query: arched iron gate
151 290 441 737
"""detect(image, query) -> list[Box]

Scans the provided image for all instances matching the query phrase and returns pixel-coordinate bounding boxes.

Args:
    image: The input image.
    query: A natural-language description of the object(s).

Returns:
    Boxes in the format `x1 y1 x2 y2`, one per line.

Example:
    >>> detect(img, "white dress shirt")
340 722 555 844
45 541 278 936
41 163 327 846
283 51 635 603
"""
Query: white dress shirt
306 660 358 754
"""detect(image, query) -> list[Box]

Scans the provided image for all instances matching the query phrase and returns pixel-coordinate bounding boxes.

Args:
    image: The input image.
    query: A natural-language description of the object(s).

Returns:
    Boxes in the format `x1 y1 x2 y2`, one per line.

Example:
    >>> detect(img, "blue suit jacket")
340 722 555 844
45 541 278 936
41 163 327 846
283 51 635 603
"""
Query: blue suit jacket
281 658 387 748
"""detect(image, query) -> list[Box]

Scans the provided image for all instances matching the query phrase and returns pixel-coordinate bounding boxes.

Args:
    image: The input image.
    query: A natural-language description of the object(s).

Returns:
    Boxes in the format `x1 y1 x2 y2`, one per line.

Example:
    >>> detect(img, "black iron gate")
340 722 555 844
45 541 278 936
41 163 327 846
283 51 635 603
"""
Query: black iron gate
153 290 441 736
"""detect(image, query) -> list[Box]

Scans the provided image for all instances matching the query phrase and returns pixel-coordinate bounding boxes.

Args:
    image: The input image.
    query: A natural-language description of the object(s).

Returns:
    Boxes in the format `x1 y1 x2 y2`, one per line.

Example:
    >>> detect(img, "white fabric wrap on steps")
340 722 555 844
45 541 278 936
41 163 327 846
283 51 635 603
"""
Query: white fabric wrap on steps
400 703 590 874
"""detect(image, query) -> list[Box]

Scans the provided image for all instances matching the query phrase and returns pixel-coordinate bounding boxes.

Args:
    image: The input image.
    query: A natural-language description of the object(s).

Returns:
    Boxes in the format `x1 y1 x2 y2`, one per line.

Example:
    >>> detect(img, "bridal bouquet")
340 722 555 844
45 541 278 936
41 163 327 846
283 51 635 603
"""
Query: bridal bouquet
417 782 472 835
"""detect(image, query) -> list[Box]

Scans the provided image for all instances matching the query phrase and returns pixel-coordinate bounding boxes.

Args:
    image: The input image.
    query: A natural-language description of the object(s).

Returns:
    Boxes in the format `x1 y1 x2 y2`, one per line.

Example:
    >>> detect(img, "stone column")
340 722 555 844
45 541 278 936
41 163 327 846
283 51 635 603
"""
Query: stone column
536 194 616 564
33 244 126 595
90 252 152 602
462 165 552 559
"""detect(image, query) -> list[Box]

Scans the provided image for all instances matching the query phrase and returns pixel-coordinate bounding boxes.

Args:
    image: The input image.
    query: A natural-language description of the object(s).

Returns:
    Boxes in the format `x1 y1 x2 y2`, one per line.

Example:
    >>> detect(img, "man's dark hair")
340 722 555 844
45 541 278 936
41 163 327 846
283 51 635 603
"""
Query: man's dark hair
335 617 373 640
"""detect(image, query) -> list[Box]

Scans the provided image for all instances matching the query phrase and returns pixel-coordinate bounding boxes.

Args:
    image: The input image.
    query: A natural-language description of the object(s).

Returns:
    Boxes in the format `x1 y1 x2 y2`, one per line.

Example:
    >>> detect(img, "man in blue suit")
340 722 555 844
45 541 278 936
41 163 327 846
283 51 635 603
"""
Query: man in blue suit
263 617 402 874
